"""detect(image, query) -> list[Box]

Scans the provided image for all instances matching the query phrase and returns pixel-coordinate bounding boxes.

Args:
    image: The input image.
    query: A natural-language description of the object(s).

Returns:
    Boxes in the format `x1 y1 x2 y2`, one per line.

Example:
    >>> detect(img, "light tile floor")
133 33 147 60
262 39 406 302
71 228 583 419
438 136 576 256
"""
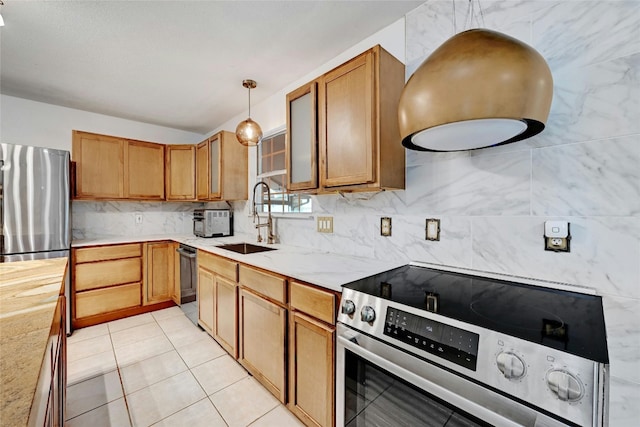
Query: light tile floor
66 306 304 427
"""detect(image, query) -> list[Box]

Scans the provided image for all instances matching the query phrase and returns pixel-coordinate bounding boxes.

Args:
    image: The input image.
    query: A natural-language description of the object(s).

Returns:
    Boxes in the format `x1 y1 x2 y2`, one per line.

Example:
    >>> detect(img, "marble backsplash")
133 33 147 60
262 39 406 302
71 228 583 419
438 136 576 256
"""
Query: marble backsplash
72 201 200 240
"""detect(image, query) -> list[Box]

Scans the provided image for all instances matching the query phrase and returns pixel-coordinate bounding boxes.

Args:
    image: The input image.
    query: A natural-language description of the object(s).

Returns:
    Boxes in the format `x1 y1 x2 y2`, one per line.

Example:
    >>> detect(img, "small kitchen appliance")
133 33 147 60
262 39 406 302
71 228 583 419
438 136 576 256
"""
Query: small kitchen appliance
193 209 233 238
337 263 609 427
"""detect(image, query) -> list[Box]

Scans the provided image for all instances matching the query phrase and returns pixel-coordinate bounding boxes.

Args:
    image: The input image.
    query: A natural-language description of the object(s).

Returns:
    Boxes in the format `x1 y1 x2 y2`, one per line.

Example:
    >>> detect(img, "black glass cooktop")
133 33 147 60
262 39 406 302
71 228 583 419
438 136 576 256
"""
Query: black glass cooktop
343 265 608 363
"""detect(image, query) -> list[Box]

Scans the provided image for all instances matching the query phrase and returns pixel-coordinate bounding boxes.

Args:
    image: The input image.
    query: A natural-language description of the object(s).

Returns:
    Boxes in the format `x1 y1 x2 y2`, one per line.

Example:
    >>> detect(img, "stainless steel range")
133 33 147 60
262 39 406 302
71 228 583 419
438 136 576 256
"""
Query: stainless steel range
336 263 609 427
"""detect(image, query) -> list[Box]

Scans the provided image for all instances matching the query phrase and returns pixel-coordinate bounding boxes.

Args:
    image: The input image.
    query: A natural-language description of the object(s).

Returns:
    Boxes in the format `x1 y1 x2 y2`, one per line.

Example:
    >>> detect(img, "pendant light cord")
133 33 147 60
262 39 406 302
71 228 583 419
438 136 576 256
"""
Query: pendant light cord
247 86 251 118
454 0 486 33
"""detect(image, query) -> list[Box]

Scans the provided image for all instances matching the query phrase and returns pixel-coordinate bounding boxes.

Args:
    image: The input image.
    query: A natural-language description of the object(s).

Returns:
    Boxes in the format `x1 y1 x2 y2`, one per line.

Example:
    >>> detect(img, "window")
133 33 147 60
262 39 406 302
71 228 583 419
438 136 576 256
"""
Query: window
256 130 312 213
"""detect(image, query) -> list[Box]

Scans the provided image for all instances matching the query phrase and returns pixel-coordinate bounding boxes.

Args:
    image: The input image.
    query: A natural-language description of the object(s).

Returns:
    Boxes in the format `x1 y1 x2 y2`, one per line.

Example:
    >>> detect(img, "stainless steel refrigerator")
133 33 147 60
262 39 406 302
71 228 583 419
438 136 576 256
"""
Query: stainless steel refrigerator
1 142 72 332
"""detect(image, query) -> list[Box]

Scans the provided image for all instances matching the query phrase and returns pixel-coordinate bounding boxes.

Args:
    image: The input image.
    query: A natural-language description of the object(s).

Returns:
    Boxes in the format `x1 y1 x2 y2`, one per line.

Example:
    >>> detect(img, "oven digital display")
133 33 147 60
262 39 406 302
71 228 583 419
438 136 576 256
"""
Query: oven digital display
384 308 479 371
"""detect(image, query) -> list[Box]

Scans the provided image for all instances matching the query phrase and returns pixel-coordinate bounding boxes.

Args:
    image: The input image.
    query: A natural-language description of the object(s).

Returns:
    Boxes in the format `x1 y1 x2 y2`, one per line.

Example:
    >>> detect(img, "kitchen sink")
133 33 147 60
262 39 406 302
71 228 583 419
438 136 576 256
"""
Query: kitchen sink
216 242 277 255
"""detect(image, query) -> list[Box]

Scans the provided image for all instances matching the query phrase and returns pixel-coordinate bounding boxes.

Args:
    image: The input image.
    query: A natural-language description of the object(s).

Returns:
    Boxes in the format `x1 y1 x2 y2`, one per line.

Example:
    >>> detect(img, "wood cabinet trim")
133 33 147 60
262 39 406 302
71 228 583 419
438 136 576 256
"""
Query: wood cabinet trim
198 250 238 281
75 282 142 318
238 264 287 304
289 281 336 325
74 243 142 263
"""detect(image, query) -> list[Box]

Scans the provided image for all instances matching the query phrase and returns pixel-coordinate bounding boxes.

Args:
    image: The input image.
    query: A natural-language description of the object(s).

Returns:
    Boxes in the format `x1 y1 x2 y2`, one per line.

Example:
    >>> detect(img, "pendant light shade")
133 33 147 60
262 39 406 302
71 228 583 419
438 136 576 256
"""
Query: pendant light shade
236 79 263 147
398 29 553 152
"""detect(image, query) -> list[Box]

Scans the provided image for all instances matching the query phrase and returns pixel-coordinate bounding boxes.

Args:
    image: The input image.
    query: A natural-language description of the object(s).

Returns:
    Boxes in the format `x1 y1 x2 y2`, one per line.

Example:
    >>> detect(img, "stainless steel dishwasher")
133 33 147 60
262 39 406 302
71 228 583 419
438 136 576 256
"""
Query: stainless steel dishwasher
176 244 198 324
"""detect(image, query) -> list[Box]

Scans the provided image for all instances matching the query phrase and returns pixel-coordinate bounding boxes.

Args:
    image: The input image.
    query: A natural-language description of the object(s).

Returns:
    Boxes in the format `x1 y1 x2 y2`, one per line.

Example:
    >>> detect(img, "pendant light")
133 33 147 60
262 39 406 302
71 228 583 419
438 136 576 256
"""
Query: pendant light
0 0 5 27
398 26 553 152
235 79 263 147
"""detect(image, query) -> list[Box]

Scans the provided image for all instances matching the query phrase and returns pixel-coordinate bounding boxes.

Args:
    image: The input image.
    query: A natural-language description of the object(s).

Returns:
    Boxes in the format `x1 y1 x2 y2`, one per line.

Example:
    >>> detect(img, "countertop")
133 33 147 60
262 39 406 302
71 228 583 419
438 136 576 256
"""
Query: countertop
73 234 406 292
0 257 68 426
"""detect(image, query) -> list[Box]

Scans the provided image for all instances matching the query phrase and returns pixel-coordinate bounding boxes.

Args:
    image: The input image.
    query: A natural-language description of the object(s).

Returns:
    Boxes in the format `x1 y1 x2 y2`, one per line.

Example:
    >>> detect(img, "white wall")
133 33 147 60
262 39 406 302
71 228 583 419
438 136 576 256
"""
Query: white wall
209 17 407 137
0 95 203 151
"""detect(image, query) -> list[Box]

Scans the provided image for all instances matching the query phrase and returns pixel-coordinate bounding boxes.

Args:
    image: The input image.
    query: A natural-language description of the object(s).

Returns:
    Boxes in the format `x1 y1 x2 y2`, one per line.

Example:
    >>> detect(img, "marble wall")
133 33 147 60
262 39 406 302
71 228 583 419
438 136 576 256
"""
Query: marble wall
235 1 640 424
72 201 199 240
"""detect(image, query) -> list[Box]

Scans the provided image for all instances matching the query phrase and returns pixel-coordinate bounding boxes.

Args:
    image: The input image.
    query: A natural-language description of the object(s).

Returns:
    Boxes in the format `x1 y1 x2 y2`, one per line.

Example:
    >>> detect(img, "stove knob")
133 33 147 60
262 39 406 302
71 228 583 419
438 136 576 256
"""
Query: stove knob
341 300 356 315
496 352 526 380
360 306 376 323
547 370 584 402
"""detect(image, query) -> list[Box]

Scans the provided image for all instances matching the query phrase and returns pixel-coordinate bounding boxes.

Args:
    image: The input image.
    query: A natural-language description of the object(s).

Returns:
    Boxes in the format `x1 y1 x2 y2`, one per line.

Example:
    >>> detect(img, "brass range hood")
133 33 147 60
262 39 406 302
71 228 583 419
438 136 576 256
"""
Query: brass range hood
398 29 553 152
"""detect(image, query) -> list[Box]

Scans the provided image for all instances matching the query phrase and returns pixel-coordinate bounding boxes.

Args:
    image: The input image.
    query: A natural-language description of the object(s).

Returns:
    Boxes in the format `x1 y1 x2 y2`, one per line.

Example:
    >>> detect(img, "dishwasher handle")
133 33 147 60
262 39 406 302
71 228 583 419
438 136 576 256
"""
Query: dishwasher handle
176 247 197 258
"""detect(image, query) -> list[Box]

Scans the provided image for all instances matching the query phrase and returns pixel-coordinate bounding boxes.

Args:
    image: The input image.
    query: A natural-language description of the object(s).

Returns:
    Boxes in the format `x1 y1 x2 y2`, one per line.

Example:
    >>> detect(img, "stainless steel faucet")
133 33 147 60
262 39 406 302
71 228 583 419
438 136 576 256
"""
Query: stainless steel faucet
252 181 276 244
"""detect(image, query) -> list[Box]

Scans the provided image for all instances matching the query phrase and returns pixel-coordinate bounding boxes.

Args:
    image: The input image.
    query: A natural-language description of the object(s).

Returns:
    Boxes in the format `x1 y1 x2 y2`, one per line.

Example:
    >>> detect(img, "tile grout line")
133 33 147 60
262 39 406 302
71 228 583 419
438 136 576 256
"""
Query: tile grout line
109 322 135 427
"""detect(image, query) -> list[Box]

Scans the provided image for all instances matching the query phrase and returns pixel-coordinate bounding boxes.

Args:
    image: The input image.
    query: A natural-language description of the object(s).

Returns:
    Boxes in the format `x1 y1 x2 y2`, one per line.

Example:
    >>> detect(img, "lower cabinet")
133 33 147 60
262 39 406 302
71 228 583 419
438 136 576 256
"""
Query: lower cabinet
198 268 215 334
143 241 175 305
72 242 175 329
30 295 66 426
238 287 287 403
213 276 238 357
288 312 335 427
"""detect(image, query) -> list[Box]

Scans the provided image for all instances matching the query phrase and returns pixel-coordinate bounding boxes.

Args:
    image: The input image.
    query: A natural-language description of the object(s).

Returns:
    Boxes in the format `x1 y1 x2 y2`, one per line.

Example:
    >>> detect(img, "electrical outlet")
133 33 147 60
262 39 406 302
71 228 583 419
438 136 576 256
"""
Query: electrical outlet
317 216 333 233
135 212 143 225
544 221 570 252
426 218 441 241
545 237 570 252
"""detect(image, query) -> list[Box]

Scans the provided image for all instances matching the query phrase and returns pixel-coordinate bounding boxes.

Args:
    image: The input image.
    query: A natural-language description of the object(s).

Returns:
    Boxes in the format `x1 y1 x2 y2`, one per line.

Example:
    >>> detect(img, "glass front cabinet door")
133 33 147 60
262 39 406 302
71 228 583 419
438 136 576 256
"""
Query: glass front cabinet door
286 81 318 192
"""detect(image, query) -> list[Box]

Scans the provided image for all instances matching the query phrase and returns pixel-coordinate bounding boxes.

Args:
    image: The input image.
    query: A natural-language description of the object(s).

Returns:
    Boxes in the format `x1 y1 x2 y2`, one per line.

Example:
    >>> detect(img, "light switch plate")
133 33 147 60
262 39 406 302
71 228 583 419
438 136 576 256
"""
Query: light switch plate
380 217 392 237
317 216 334 233
426 218 441 241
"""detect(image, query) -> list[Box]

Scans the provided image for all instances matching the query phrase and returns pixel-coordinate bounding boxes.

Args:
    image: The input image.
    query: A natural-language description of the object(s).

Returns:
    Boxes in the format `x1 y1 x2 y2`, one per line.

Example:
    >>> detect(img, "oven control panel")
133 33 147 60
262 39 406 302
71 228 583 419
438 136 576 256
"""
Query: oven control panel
384 308 479 370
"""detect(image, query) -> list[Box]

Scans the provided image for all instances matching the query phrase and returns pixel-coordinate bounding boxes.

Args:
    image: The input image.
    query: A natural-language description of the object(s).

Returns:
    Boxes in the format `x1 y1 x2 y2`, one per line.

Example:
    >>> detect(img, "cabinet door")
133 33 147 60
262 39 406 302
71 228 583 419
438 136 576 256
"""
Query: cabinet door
289 312 335 427
198 268 214 334
208 135 222 199
171 242 181 305
214 276 238 357
320 50 375 188
144 242 173 305
72 131 124 198
126 140 165 199
286 81 318 191
166 145 196 200
239 288 286 403
196 140 209 200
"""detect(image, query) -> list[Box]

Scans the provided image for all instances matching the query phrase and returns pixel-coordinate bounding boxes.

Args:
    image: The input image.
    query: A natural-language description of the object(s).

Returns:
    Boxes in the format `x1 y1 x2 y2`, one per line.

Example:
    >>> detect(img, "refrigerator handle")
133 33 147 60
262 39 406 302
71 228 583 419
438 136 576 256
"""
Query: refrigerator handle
0 159 4 257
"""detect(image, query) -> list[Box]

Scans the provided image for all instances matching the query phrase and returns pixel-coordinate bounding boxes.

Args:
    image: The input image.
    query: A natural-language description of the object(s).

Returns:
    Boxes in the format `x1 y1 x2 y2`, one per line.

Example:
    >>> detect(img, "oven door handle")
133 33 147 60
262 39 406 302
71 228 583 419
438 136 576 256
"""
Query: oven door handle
337 332 530 427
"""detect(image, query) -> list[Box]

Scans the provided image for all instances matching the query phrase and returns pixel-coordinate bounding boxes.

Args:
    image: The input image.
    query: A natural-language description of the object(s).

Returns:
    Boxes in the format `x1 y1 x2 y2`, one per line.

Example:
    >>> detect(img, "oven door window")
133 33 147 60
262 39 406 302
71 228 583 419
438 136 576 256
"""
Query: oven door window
344 349 491 427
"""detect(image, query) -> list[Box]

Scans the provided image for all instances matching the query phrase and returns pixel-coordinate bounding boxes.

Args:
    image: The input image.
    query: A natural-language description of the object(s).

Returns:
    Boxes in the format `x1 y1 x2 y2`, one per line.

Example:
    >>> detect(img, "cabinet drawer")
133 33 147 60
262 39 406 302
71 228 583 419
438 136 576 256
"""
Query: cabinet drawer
290 281 336 325
239 265 286 304
75 283 141 318
75 258 141 291
198 250 237 281
75 244 142 263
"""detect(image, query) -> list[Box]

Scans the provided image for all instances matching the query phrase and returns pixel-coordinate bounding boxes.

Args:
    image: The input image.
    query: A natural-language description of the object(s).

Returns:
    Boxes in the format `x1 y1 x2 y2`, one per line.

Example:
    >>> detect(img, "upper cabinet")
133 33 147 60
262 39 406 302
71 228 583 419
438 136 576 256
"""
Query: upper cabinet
286 82 318 191
196 130 248 201
73 130 165 200
166 145 196 201
286 45 405 194
73 131 125 199
126 140 165 199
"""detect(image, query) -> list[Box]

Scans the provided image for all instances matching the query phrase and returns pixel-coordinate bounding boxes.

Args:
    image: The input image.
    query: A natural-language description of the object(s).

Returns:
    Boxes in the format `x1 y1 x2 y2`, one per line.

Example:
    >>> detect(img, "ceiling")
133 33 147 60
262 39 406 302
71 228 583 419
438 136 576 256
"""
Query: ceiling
0 1 422 135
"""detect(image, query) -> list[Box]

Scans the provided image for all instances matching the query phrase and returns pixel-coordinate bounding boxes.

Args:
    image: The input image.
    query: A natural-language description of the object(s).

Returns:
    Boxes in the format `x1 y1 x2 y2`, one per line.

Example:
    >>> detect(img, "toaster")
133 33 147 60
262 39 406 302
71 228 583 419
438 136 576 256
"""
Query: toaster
193 209 233 238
